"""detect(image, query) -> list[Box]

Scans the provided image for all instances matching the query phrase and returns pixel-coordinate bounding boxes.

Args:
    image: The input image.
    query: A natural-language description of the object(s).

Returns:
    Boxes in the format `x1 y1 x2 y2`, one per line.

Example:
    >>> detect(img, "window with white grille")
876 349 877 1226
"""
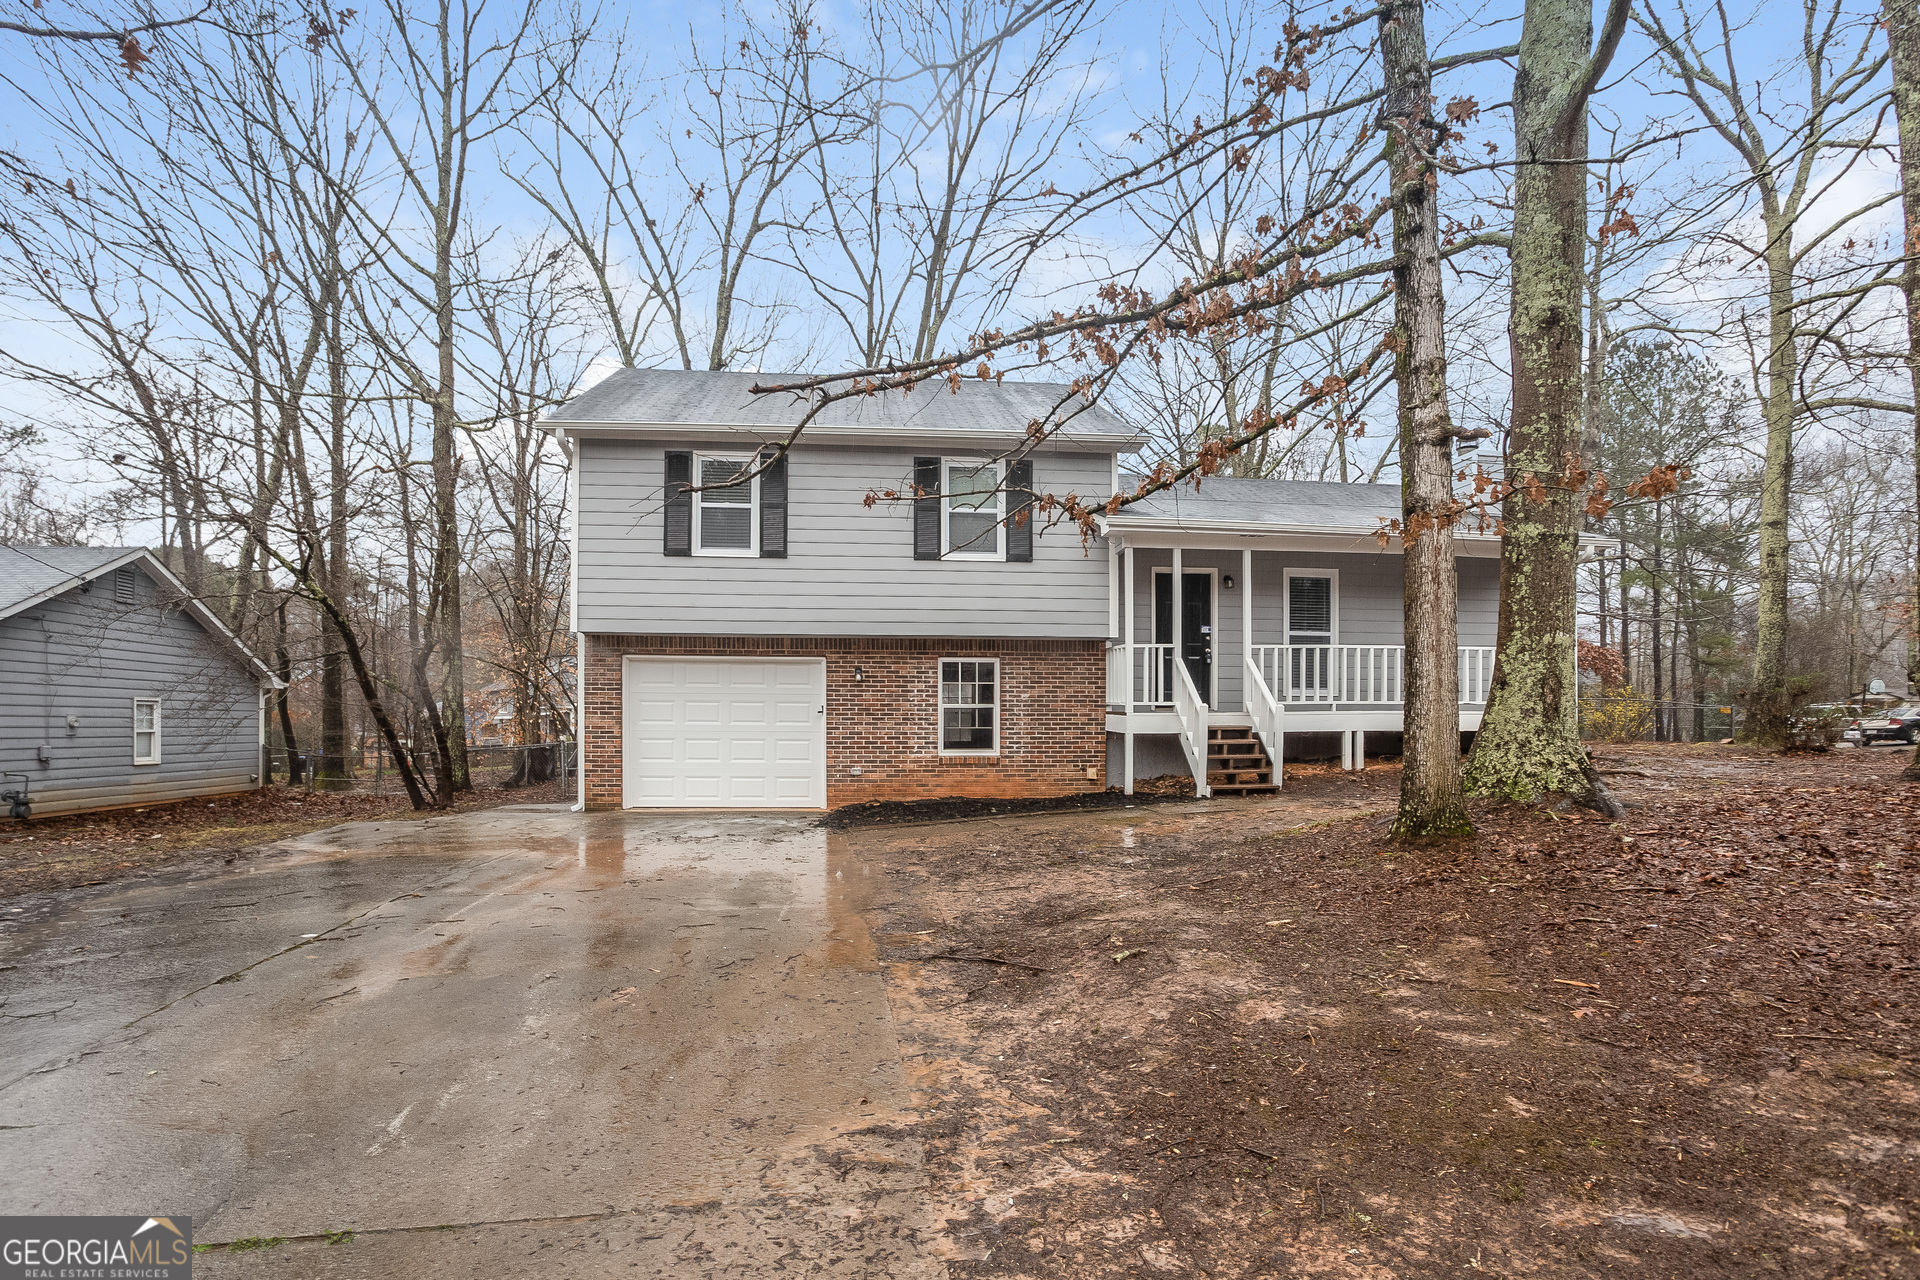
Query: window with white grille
133 699 162 765
939 659 999 754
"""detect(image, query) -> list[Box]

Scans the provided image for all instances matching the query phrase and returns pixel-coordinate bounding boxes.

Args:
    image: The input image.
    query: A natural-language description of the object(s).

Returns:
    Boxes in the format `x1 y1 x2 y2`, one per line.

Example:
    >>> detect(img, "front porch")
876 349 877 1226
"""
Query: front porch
1100 538 1501 798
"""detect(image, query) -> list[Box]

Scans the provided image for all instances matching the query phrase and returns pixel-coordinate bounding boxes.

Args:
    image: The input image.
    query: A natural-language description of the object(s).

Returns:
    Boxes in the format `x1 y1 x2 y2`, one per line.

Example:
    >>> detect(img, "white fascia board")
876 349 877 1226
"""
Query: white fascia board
1577 534 1624 560
540 418 1144 453
1100 516 1617 558
1100 517 1502 556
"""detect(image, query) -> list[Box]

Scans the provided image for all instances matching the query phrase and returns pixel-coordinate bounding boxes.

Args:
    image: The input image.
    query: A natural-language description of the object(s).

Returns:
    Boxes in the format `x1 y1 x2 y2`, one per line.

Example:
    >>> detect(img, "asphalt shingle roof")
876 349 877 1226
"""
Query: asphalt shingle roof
1117 477 1403 529
0 544 142 616
548 367 1136 439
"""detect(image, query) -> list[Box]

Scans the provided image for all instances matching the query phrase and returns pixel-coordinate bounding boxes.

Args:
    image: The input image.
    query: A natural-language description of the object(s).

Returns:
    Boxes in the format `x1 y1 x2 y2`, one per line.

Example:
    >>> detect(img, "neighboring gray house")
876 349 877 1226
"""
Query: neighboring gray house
549 369 1605 810
0 546 279 819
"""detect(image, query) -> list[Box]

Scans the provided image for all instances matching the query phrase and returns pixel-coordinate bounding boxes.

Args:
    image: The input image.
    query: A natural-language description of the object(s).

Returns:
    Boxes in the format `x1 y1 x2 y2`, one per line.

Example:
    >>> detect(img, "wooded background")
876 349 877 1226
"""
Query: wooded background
0 0 1911 812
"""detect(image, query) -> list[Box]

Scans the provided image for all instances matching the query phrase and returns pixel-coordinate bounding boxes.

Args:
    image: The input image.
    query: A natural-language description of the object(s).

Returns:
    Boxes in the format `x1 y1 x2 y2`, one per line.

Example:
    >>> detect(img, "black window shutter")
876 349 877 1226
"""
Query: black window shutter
913 456 941 560
759 449 788 558
1005 459 1034 563
663 450 692 556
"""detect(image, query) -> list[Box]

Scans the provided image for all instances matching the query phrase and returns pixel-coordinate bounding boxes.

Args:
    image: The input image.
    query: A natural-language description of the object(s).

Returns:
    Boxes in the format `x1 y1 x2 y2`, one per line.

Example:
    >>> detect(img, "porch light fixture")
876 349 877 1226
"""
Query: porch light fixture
1222 574 1236 590
854 665 864 681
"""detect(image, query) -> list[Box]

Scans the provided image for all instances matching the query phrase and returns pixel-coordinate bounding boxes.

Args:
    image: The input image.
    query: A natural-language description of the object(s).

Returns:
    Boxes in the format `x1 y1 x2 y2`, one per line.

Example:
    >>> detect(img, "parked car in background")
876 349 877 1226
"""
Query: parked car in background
1851 706 1919 745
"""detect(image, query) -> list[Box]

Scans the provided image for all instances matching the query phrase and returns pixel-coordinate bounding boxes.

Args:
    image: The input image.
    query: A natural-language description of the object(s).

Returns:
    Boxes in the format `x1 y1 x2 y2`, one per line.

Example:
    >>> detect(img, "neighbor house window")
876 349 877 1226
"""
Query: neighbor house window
133 698 162 765
694 454 757 555
943 460 1002 558
940 659 999 754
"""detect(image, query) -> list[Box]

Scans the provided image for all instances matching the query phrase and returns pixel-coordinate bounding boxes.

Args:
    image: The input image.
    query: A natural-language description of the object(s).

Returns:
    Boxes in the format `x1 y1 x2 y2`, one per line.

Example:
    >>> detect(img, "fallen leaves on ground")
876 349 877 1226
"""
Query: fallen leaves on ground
857 744 1920 1278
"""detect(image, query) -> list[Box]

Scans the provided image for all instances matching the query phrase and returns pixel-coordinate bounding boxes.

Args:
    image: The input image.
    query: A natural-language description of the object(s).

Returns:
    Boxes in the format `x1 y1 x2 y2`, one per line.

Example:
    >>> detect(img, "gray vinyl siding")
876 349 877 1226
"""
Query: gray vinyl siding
1123 550 1502 708
0 564 263 817
574 438 1114 638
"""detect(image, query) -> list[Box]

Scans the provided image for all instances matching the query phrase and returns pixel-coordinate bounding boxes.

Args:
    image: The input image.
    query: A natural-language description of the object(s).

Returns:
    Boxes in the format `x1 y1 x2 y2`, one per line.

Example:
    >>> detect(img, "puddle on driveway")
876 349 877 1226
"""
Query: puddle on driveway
0 806 942 1277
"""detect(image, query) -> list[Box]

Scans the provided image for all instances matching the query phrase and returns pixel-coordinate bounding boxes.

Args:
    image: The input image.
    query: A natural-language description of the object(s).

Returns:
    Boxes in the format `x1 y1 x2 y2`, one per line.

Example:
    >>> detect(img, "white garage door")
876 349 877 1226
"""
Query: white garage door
622 658 826 809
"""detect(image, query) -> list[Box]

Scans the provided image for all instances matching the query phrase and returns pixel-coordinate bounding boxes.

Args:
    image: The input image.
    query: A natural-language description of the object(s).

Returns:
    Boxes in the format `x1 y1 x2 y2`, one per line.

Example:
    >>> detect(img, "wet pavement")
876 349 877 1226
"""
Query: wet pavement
0 805 939 1277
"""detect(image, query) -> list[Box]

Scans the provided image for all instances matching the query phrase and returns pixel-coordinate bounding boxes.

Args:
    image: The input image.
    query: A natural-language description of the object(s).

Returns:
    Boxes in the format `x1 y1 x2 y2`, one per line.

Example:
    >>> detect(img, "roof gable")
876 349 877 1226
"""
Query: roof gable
0 545 281 685
0 544 148 618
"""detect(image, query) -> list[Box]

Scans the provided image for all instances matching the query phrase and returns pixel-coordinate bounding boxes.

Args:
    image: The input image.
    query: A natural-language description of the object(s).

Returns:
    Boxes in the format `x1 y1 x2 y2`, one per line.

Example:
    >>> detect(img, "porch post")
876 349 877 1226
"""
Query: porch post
1172 544 1183 682
1123 542 1135 796
1356 729 1365 770
1241 547 1253 710
1107 537 1119 641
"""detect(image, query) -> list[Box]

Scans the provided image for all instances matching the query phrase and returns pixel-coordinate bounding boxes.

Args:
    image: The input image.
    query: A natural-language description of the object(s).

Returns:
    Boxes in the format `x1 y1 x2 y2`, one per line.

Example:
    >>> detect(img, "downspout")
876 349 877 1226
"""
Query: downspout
37 616 53 770
556 423 587 814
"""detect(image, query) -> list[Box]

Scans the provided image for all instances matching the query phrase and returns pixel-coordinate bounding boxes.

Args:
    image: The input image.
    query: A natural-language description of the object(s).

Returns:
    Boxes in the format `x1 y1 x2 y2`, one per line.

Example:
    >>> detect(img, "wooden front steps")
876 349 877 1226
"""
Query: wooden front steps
1206 725 1279 795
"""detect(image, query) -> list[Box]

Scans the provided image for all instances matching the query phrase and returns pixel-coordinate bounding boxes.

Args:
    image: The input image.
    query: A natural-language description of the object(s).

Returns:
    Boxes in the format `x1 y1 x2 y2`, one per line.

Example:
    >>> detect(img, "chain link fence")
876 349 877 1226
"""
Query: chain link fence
264 741 575 796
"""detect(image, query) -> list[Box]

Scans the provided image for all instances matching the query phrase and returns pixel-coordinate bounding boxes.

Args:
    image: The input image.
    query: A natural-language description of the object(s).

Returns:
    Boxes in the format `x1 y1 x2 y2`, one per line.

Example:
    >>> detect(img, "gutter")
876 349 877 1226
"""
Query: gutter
1101 515 1617 551
539 418 1144 452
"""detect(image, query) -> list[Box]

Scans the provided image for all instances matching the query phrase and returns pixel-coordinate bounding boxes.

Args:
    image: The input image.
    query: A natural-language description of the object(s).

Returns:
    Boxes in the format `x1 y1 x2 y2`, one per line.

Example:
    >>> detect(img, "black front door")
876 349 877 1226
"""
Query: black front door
1154 572 1213 702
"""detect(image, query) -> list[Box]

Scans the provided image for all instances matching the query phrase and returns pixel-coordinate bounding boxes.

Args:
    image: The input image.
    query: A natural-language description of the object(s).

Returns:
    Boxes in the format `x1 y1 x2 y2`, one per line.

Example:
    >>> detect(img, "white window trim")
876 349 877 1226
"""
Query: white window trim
1151 566 1220 708
1282 567 1340 646
692 452 759 557
937 657 1001 756
133 697 162 766
941 457 1004 560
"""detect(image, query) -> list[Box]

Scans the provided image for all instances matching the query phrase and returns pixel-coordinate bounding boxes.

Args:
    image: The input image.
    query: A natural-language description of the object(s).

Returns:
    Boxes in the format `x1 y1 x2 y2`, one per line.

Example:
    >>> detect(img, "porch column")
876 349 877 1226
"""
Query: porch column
1107 537 1119 640
1123 542 1135 796
1241 547 1253 710
1172 545 1183 692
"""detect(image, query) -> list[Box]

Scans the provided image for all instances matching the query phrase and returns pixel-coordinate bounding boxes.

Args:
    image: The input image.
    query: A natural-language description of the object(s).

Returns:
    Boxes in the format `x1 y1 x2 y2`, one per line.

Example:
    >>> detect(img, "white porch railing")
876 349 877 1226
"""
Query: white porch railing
1112 643 1499 710
1244 654 1284 783
1106 642 1178 706
1252 645 1403 704
1245 645 1496 706
1171 652 1211 797
1458 646 1496 705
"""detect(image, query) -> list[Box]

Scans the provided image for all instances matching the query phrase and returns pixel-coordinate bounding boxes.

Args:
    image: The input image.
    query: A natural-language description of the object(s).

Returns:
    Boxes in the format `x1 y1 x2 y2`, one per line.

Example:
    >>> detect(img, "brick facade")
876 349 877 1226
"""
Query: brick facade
583 635 1107 809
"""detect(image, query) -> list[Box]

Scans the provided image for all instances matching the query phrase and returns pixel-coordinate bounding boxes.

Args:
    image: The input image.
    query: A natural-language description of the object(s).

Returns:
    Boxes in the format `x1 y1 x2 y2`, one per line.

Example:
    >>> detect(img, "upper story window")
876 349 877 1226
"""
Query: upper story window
944 460 1002 559
695 454 757 556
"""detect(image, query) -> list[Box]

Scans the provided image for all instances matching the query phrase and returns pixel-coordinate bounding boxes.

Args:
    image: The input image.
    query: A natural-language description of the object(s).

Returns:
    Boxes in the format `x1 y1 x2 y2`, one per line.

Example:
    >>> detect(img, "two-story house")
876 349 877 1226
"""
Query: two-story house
550 369 1511 810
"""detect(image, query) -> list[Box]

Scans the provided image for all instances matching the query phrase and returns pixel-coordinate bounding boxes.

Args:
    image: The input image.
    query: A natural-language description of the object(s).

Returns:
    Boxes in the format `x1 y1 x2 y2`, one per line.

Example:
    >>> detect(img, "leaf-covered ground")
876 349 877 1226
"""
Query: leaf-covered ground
849 744 1919 1277
0 778 567 899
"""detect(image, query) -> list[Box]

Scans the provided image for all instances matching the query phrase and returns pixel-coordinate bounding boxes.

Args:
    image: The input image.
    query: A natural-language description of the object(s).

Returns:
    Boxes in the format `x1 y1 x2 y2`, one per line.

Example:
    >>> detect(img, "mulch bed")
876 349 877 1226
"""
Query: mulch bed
860 743 1920 1277
0 778 567 899
824 776 1195 829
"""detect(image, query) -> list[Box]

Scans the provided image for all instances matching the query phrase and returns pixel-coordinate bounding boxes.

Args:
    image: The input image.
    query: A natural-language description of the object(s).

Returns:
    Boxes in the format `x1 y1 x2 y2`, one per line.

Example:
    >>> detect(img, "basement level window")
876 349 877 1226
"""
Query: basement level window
133 698 162 765
939 659 998 755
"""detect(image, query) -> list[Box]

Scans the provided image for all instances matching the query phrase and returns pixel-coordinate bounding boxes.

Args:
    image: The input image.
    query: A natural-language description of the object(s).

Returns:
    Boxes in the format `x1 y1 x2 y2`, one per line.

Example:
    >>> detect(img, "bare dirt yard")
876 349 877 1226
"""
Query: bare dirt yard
0 778 567 899
848 744 1920 1278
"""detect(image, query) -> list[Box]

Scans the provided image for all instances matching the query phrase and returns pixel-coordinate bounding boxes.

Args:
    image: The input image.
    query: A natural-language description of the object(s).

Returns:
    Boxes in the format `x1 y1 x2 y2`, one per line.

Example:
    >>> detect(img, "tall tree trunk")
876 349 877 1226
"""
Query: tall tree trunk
316 302 354 789
275 597 299 781
1382 0 1472 839
432 213 470 791
1463 0 1628 815
1651 504 1666 740
1746 212 1800 744
1887 0 1920 778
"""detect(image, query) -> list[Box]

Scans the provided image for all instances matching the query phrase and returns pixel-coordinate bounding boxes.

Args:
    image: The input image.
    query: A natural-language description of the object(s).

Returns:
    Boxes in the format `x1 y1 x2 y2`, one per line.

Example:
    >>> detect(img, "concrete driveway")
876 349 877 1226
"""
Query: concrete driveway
0 806 940 1277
